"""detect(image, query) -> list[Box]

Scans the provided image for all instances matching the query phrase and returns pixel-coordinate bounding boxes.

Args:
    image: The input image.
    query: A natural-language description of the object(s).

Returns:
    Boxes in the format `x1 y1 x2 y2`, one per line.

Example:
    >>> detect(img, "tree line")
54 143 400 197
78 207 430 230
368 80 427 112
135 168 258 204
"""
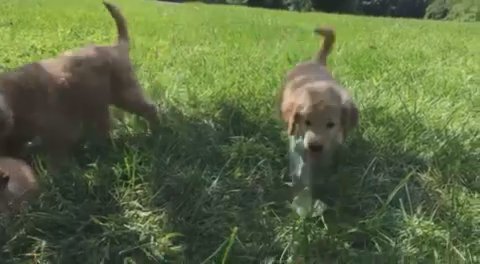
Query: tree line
170 0 479 22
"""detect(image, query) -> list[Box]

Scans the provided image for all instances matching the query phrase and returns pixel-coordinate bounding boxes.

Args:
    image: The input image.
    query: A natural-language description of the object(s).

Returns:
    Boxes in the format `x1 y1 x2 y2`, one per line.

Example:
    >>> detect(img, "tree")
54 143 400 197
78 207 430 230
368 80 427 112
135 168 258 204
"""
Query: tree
425 0 480 21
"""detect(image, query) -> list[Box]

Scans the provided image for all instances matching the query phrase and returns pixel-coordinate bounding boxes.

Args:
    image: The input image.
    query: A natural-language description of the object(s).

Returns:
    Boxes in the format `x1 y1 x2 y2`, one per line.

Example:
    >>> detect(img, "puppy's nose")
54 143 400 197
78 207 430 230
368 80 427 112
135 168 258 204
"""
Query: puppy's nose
308 143 323 153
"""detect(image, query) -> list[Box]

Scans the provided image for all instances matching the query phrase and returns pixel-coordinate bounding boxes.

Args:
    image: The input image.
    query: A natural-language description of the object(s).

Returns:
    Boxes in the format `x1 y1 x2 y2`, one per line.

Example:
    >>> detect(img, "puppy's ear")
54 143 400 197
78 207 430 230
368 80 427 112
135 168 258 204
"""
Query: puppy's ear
341 101 359 140
0 171 9 191
282 101 299 136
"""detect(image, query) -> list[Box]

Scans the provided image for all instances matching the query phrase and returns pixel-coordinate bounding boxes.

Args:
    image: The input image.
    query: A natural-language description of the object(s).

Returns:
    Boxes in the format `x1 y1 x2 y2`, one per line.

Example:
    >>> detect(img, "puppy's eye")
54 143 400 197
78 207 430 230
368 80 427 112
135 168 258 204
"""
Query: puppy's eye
305 120 311 126
326 122 335 129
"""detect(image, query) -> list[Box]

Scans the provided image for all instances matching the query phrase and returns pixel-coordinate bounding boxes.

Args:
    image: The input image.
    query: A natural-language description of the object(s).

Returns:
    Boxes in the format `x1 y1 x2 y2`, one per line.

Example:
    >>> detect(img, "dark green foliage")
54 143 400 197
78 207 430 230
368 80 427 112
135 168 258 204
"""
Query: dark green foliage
425 0 450 19
307 0 355 14
359 0 429 18
247 0 284 9
164 0 479 21
426 0 480 22
283 0 313 11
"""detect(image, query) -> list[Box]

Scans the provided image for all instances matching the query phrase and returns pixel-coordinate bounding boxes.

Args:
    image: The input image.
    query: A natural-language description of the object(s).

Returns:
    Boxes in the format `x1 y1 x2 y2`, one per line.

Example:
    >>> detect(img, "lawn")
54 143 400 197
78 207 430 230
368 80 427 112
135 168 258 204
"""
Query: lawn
0 0 479 263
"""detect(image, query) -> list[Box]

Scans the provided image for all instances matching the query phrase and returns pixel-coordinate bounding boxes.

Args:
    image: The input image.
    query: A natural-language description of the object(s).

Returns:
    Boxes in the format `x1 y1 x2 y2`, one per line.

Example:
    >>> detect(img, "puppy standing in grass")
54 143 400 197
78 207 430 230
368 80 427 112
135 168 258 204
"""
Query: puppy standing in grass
0 157 39 215
279 27 359 194
0 2 158 171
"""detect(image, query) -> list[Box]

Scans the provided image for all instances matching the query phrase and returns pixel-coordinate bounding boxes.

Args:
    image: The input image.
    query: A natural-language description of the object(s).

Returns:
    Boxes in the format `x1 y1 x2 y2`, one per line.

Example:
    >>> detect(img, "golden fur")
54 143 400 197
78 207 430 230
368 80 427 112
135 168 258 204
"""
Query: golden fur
279 27 359 165
0 2 158 170
0 157 39 214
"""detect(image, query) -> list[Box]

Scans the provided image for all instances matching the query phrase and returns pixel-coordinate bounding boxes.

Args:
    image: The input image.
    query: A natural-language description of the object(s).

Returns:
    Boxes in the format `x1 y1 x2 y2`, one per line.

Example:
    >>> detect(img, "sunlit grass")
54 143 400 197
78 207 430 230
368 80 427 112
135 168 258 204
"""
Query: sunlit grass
0 0 478 262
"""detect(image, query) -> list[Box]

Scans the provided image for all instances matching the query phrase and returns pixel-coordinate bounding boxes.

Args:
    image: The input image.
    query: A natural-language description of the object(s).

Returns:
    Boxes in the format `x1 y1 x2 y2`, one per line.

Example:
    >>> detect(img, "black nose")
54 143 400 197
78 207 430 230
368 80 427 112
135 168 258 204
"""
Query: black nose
308 143 323 152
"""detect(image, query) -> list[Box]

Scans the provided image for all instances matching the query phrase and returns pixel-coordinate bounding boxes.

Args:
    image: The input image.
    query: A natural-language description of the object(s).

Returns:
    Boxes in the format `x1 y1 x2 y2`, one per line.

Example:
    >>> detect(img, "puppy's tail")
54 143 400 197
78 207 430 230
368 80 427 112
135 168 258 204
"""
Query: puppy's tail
103 1 129 48
313 27 335 66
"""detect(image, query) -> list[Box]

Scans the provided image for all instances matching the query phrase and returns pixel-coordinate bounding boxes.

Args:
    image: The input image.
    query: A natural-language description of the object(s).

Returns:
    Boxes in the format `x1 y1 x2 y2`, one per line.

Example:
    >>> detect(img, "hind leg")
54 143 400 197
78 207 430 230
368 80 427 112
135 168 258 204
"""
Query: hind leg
112 87 159 130
85 106 113 153
0 135 34 165
41 115 82 173
90 106 112 142
0 137 26 158
43 134 78 174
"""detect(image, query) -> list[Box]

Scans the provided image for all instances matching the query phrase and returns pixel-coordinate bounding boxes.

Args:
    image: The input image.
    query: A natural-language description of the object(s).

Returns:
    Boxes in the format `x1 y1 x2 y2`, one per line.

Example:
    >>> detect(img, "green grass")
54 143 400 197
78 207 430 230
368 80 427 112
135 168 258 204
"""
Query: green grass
0 0 479 263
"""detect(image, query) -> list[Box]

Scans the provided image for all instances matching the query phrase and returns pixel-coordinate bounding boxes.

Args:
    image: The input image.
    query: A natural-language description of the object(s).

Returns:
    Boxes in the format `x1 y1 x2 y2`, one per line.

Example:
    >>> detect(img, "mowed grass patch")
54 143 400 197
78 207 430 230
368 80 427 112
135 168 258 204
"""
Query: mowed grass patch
0 0 479 262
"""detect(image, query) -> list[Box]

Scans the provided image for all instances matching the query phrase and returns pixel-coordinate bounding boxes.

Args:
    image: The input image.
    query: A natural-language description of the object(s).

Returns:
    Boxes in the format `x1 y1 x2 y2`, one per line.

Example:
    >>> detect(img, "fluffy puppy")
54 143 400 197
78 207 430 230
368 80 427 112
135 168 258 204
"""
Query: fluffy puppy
0 157 39 214
279 27 359 190
0 2 158 170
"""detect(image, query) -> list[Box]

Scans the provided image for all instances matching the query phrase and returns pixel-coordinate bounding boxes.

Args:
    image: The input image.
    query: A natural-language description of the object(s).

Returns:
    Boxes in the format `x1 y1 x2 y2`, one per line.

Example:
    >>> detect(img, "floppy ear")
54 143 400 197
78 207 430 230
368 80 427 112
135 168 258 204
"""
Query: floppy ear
281 100 299 136
0 171 9 191
341 101 359 139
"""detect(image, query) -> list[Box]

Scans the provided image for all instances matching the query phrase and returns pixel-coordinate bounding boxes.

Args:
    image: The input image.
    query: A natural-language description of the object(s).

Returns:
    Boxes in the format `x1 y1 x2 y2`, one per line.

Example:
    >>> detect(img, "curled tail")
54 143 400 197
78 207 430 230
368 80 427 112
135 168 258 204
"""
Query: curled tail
313 27 335 66
103 1 129 48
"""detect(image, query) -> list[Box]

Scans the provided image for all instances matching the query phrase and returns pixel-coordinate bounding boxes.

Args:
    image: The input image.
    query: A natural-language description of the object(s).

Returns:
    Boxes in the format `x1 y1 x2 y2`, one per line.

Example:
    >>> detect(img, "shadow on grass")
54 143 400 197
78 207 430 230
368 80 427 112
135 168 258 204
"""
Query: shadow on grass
0 100 289 263
136 102 291 262
0 102 477 263
294 105 478 263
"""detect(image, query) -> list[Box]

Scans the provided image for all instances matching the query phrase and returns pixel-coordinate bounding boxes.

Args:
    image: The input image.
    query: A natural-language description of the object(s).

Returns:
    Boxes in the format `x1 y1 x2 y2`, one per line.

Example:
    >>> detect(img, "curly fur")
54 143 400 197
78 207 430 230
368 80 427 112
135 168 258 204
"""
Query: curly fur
279 26 359 190
0 2 159 170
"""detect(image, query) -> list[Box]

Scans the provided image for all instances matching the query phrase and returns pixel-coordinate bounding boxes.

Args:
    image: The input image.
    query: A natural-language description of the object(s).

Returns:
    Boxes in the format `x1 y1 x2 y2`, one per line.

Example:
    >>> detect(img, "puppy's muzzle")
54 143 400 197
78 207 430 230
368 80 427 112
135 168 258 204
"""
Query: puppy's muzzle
307 143 323 153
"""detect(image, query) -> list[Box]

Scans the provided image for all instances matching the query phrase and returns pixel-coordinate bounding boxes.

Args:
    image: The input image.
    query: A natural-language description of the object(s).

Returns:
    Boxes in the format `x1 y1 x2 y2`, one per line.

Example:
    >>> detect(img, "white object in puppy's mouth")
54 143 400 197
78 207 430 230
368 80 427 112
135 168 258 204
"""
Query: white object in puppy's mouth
289 135 310 187
288 136 329 218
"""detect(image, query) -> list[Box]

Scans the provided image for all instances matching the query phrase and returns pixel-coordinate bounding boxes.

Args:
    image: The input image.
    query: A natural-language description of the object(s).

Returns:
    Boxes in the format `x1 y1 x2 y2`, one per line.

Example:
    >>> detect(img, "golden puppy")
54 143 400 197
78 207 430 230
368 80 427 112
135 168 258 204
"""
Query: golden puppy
279 27 359 189
0 157 39 214
0 2 158 170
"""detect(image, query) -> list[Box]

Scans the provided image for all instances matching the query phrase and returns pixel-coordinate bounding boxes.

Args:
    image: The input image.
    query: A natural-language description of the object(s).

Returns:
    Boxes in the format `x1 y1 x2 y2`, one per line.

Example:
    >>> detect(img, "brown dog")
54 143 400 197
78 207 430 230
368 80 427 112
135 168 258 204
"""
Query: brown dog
279 27 359 189
0 2 158 170
0 157 39 214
